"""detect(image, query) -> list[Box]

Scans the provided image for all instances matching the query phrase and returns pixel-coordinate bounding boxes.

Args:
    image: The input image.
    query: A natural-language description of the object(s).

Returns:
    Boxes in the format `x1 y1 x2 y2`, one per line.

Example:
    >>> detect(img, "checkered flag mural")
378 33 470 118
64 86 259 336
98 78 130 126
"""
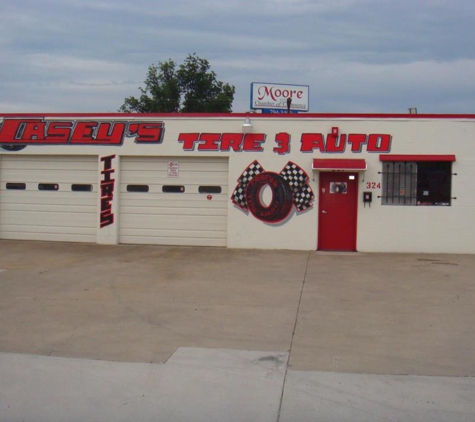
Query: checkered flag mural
231 160 264 211
232 160 314 221
280 161 315 212
293 184 315 212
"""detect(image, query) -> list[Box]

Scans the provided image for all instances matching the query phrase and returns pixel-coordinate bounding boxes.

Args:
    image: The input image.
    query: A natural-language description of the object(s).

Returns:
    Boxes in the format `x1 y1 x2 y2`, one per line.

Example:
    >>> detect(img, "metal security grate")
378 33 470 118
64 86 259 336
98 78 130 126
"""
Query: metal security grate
380 161 453 206
381 162 417 205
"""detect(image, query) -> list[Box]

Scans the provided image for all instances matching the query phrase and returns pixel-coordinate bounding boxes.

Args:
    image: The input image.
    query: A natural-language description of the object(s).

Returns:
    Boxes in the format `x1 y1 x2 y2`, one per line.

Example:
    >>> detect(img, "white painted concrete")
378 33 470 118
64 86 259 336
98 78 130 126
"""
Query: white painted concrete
280 370 475 422
0 349 288 422
1 349 474 422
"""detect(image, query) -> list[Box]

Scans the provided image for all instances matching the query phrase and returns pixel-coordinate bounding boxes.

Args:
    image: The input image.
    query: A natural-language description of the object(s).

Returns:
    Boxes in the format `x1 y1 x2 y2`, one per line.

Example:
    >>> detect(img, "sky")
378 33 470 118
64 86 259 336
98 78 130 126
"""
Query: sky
1 0 474 114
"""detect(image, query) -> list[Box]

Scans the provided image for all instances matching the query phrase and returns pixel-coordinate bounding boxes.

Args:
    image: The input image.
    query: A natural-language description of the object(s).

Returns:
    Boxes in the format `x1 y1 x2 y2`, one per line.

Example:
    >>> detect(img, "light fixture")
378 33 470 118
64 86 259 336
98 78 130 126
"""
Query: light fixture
331 127 339 136
242 117 253 133
408 107 418 114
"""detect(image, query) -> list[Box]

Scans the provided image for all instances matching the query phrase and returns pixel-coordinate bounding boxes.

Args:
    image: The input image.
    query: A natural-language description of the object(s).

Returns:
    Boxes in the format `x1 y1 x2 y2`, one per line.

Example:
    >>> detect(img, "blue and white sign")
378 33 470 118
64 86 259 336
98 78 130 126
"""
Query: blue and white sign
262 109 299 114
251 82 309 112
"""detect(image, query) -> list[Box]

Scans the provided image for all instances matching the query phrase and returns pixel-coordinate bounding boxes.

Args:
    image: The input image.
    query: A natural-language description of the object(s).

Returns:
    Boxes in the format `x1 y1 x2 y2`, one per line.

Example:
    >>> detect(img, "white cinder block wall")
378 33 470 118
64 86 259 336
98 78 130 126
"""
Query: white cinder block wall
0 114 473 253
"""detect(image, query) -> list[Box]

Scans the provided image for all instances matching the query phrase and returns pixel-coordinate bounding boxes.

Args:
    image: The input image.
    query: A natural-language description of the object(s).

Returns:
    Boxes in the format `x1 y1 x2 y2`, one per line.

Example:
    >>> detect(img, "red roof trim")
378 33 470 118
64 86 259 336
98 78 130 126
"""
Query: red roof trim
379 154 456 162
0 113 474 120
312 158 367 170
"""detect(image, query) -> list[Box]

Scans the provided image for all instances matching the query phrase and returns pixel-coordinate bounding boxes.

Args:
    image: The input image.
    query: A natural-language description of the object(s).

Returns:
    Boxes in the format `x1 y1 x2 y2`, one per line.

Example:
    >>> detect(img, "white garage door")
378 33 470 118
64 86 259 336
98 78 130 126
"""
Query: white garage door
120 157 228 247
0 155 98 242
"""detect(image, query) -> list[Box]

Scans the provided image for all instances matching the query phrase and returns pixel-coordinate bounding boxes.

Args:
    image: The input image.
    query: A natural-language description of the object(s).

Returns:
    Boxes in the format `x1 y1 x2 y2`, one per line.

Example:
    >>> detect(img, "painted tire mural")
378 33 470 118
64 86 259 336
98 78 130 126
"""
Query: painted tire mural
245 172 294 223
231 160 315 224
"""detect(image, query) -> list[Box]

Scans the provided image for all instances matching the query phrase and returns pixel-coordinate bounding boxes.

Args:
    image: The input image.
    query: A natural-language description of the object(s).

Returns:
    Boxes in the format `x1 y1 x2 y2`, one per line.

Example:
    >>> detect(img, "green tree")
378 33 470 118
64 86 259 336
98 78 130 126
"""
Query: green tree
120 54 235 113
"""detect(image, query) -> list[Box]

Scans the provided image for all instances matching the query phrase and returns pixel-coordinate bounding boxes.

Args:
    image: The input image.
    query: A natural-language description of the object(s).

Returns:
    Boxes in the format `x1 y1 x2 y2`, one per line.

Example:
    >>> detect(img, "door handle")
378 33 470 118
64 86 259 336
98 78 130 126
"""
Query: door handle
322 210 327 214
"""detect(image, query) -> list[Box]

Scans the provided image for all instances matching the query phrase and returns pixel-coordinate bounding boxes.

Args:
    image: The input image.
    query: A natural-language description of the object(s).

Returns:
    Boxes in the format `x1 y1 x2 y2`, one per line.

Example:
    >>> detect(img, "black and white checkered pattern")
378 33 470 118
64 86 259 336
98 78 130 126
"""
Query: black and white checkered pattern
280 161 308 190
293 184 315 212
232 160 314 214
280 161 315 212
231 160 264 211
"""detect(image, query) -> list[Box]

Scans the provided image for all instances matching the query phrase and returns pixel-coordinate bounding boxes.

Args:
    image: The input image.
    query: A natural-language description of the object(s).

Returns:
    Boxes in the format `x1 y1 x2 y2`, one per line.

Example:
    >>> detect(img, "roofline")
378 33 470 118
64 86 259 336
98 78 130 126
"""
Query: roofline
1 112 475 119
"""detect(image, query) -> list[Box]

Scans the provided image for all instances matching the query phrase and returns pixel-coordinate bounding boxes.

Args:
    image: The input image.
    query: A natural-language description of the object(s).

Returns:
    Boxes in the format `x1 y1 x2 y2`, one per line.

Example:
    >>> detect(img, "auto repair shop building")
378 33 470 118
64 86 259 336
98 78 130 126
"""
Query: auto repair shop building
0 113 473 254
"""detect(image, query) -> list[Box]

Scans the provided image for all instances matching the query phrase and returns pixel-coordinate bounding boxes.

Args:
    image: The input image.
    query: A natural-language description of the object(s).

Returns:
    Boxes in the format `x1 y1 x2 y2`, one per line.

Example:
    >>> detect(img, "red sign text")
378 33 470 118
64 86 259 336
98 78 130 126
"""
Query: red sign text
0 119 164 145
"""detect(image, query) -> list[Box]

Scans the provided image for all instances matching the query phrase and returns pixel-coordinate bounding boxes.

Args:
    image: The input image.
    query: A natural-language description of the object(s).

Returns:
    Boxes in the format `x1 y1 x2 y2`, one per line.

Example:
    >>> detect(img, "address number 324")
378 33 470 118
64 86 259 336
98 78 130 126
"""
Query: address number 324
366 182 381 189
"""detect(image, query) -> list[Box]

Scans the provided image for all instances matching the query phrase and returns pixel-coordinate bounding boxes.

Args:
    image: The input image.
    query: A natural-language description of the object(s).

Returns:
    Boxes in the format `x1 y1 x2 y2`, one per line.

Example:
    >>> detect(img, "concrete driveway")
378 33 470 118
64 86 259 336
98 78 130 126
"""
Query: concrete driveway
0 240 474 421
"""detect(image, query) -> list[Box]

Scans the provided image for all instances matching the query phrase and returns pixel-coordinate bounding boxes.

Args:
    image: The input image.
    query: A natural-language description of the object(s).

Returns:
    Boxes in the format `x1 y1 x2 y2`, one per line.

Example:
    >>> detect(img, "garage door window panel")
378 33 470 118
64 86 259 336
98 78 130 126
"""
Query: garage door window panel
198 186 222 194
6 183 26 190
72 184 93 192
162 185 185 193
126 184 149 193
38 183 59 191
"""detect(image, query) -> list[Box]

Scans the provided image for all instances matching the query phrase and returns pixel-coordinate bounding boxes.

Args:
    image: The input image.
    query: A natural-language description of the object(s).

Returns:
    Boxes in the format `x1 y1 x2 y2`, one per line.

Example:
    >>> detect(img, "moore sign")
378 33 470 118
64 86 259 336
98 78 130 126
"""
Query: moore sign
251 83 309 112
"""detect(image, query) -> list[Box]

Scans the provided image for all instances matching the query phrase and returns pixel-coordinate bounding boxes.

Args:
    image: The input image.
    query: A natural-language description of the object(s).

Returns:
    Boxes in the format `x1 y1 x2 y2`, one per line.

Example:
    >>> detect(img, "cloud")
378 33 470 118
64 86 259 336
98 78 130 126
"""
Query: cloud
0 0 474 113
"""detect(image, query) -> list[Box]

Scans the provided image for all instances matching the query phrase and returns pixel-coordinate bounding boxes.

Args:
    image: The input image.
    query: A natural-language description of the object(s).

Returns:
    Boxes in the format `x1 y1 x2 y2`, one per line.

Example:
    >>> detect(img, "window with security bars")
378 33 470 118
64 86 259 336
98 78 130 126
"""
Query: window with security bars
381 161 452 206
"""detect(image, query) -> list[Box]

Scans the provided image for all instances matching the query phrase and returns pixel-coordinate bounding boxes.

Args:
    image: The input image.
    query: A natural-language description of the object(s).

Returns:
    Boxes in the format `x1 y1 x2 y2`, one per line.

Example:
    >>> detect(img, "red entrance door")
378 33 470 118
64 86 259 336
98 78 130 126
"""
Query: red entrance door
318 172 359 251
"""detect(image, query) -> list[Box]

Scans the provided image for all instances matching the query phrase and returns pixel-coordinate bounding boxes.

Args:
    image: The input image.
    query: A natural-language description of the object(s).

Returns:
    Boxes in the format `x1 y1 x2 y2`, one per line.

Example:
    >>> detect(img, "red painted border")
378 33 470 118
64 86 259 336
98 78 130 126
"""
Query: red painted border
313 158 367 170
379 154 456 162
0 113 475 120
